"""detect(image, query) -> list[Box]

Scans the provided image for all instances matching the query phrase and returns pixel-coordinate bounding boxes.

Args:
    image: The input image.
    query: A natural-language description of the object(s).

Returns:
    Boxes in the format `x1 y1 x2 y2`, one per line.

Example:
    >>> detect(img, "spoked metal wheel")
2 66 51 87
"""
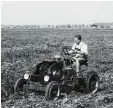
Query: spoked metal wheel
14 78 27 94
85 71 99 93
45 81 60 100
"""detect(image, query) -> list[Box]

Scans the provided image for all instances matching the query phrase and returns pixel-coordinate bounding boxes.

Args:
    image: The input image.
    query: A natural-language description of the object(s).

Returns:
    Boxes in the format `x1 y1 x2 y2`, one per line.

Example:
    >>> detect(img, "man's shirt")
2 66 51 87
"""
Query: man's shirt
71 41 88 55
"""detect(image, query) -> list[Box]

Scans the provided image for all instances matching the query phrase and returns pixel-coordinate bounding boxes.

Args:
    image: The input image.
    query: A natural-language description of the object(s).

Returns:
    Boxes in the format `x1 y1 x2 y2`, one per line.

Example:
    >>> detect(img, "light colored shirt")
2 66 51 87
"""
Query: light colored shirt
71 41 88 55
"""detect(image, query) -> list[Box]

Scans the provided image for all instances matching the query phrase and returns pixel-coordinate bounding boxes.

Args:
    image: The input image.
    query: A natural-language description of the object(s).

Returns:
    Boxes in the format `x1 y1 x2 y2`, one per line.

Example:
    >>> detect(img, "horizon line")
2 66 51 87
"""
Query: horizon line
1 22 113 26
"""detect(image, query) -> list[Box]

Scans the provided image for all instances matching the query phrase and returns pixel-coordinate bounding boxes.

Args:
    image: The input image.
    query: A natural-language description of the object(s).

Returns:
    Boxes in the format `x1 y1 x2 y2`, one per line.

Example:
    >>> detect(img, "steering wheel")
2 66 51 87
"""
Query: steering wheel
62 46 76 55
61 46 75 60
62 46 71 55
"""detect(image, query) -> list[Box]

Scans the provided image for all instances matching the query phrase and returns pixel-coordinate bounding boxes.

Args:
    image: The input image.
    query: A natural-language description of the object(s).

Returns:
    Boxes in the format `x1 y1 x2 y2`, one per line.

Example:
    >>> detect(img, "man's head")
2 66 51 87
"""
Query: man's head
74 35 81 44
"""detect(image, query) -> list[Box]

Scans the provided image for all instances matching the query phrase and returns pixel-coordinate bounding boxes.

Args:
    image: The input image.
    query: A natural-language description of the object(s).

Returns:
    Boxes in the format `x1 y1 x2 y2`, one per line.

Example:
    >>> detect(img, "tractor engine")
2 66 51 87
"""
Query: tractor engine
62 68 75 80
46 65 63 81
47 67 75 82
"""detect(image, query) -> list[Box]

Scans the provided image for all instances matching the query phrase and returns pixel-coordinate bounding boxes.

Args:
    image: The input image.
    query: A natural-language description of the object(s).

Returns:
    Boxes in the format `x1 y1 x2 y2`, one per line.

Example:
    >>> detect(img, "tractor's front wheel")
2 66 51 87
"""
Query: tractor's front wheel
45 81 60 100
85 71 99 93
14 78 27 94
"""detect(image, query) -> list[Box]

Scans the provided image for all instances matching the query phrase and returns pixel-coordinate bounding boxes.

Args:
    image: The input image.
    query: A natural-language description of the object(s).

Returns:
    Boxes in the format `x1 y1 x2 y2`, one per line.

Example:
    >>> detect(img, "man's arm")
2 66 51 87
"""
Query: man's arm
69 44 77 54
75 50 85 55
76 44 88 55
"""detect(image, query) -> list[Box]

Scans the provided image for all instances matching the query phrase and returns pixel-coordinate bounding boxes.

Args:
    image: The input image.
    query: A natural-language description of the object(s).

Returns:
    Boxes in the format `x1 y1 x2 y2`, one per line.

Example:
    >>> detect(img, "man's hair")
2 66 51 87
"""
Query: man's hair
74 35 82 40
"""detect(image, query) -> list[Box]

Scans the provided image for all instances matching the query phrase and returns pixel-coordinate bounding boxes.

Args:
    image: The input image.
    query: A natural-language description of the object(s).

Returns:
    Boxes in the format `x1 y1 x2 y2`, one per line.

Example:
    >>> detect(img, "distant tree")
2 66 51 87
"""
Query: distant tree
82 24 85 28
101 26 104 28
51 25 54 28
48 25 50 28
56 25 59 28
67 24 71 28
38 25 40 28
79 24 82 28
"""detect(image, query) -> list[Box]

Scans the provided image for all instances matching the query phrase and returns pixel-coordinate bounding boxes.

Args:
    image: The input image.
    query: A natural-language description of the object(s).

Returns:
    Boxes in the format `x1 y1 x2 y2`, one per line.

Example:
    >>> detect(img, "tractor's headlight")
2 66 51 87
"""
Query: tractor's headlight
24 73 30 80
44 75 50 82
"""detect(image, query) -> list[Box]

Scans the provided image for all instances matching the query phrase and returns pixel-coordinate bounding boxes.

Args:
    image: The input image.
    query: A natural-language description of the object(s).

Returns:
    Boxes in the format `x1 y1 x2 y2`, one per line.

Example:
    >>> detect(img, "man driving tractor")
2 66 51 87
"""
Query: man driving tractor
69 35 88 76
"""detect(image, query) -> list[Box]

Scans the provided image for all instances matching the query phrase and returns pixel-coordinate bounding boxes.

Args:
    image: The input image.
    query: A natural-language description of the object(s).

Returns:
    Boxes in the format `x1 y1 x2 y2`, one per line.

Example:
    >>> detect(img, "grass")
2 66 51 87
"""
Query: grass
1 28 113 108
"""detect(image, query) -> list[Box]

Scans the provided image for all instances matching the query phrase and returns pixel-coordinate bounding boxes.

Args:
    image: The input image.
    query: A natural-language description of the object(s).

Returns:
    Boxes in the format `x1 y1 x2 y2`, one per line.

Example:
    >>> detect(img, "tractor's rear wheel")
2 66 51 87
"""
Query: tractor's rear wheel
45 81 60 100
85 71 99 93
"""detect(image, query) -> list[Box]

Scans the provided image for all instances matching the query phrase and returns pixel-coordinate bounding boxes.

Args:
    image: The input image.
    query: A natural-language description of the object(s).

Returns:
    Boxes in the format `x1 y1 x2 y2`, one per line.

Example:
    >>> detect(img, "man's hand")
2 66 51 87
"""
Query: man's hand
75 50 85 55
73 50 78 53
68 50 73 54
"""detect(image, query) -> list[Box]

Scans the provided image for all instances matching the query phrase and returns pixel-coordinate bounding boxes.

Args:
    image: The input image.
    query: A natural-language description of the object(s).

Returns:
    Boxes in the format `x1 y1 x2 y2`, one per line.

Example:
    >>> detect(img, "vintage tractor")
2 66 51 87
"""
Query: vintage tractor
14 46 99 100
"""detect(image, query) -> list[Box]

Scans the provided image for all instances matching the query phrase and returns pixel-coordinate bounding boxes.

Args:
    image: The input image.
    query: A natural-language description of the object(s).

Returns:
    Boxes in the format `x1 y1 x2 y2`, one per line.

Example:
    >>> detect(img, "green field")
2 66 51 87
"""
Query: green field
1 28 113 108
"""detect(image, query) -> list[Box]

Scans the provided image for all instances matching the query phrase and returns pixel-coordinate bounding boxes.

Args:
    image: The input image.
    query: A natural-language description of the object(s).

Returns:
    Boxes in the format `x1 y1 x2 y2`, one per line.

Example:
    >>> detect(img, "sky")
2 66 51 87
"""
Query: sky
1 1 113 25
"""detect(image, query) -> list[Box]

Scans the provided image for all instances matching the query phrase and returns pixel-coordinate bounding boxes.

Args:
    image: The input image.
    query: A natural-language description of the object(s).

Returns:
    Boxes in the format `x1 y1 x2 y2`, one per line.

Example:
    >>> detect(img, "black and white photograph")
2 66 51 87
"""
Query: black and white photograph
1 1 113 108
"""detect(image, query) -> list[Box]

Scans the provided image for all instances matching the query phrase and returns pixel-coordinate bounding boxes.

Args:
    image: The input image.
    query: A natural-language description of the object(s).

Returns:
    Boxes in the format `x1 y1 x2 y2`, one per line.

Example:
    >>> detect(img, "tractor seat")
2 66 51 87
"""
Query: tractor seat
80 60 88 67
79 60 88 74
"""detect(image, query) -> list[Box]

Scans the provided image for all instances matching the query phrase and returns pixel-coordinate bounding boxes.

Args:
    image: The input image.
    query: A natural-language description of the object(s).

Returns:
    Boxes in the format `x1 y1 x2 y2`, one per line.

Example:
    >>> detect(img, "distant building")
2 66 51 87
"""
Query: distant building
91 23 113 28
